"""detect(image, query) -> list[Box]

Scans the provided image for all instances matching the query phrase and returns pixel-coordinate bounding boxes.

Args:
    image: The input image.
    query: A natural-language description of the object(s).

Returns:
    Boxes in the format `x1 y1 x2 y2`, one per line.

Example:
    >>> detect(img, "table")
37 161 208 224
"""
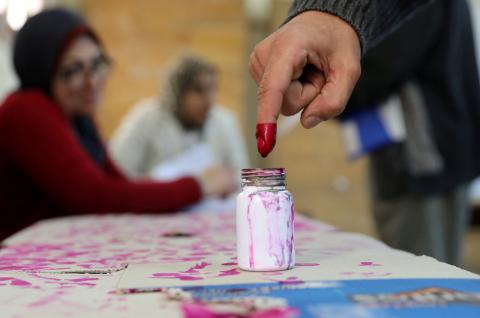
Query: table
0 212 479 318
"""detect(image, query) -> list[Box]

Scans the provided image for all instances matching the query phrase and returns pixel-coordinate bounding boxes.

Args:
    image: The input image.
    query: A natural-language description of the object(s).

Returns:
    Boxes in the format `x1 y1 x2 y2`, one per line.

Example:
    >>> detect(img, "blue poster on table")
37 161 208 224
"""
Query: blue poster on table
181 279 480 318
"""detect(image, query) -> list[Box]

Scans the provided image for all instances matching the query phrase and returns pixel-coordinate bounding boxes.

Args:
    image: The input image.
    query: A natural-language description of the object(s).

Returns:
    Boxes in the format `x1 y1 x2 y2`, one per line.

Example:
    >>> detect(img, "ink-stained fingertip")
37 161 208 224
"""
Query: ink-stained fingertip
256 123 277 158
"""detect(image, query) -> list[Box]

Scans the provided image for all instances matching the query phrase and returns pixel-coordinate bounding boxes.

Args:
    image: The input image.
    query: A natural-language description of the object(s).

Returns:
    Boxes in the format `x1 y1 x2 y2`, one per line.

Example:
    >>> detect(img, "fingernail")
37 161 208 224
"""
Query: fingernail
256 123 277 158
304 116 322 129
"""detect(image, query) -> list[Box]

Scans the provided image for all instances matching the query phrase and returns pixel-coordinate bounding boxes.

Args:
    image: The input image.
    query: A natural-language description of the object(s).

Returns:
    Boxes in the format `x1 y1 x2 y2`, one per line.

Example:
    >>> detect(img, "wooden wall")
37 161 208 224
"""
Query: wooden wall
83 0 247 138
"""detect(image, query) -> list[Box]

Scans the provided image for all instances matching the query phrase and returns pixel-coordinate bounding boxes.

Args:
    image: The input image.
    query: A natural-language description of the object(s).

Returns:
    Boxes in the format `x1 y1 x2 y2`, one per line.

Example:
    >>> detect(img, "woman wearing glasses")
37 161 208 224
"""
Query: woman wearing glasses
0 8 234 240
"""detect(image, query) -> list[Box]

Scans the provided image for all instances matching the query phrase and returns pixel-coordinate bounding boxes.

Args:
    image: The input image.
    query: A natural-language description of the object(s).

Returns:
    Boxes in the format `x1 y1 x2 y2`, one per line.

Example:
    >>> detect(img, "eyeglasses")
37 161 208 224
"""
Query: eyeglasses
56 53 112 88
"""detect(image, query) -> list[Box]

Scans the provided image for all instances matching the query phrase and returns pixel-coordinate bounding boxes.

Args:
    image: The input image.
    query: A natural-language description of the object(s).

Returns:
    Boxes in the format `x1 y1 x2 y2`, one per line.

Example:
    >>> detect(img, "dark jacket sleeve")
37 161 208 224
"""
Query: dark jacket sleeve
345 1 445 112
0 90 202 213
285 0 434 52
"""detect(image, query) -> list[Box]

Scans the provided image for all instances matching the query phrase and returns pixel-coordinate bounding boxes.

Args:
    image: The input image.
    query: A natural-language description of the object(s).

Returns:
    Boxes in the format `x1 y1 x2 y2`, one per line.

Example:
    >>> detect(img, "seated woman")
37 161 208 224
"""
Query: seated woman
110 56 249 179
0 8 234 240
110 56 250 212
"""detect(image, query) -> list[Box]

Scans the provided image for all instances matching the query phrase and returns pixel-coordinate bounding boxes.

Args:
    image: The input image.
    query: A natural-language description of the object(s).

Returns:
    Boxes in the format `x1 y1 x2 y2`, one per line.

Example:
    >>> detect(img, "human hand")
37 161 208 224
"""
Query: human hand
197 165 236 198
249 11 361 157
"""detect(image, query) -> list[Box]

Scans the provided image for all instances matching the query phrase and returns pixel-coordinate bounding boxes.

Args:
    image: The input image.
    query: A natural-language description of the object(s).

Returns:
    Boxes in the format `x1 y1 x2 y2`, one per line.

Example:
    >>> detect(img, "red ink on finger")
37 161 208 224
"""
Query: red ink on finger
256 123 277 158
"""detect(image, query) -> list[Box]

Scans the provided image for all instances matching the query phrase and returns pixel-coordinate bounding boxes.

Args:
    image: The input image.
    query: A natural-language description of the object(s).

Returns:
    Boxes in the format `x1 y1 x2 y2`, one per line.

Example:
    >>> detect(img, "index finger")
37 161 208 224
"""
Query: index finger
257 47 308 124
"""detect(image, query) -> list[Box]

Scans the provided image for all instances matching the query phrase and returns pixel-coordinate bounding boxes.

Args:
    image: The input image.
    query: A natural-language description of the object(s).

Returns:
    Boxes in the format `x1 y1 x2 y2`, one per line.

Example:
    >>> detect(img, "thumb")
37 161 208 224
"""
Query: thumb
300 56 360 128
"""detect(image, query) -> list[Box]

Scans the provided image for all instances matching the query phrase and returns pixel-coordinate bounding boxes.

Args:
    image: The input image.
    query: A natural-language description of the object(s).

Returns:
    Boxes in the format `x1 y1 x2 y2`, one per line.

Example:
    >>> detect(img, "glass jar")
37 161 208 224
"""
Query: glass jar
236 168 295 271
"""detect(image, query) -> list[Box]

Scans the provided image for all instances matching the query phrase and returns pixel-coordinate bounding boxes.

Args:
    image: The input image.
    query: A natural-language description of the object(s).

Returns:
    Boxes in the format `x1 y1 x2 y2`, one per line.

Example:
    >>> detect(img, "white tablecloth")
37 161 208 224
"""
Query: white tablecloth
0 213 477 317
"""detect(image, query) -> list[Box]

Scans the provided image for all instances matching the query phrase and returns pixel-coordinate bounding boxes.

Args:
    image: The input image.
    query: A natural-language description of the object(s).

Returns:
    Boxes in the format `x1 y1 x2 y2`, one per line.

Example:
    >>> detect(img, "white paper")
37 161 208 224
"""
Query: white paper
150 143 236 213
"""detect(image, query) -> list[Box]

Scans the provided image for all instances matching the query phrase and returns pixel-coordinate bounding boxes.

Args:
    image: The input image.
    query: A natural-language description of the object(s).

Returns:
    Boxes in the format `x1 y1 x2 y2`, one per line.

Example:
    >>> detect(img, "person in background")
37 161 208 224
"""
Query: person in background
0 8 234 241
342 0 480 265
110 56 249 195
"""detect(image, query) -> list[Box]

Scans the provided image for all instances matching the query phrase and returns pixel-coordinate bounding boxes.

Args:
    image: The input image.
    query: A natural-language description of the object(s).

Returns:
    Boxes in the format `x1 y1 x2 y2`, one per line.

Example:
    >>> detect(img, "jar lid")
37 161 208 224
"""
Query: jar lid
241 168 286 187
241 168 285 178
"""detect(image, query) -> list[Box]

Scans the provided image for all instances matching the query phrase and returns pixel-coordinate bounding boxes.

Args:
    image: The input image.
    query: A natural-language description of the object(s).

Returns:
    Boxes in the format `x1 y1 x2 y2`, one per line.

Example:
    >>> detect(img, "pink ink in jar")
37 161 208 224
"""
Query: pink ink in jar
236 168 295 271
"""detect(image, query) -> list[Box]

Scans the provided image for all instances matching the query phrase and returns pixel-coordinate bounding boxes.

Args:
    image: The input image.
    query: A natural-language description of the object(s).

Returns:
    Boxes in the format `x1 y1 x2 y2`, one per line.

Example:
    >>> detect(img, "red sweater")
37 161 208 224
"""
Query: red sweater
0 90 202 240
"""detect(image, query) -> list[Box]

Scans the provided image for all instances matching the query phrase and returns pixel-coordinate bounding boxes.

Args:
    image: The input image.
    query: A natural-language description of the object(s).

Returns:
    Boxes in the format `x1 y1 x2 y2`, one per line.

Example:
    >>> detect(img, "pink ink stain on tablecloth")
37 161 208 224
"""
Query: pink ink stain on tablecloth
0 277 32 287
221 262 237 266
279 277 304 285
340 272 355 276
218 268 241 277
28 292 65 308
152 262 211 281
359 261 381 266
189 252 213 257
11 279 32 286
174 257 206 262
152 273 204 281
293 220 319 231
183 262 211 274
181 302 298 318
